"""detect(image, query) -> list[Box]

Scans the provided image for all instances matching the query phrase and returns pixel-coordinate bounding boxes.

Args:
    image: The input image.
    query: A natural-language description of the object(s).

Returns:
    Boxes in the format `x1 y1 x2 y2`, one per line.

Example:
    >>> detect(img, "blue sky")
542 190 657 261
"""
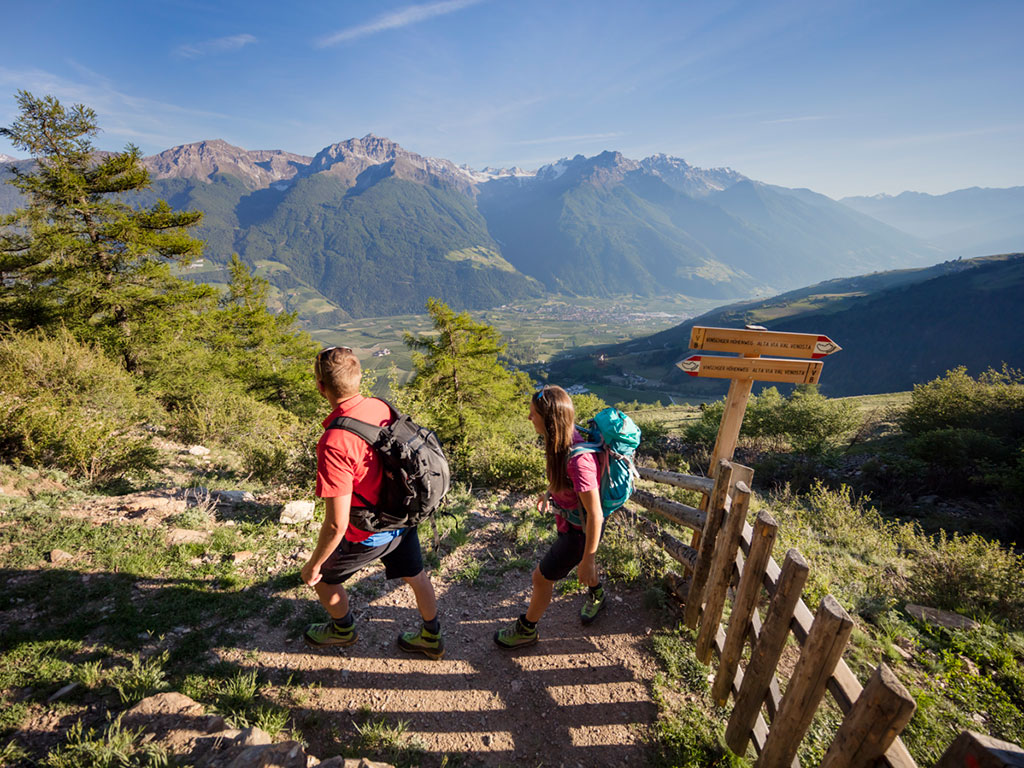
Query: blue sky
1 0 1021 198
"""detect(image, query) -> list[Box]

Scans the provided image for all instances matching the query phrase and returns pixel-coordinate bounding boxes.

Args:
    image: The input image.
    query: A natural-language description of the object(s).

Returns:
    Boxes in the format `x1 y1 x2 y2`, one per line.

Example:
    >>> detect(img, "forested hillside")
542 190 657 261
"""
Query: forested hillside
552 254 1024 398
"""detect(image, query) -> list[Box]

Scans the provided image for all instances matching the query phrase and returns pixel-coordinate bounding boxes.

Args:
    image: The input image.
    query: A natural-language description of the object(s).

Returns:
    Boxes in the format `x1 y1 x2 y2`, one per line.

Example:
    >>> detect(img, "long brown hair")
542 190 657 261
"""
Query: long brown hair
532 386 576 494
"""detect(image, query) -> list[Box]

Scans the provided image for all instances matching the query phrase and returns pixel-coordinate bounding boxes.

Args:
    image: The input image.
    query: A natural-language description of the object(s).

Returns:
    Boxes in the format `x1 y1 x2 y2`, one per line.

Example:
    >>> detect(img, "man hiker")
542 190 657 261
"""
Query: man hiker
300 345 444 659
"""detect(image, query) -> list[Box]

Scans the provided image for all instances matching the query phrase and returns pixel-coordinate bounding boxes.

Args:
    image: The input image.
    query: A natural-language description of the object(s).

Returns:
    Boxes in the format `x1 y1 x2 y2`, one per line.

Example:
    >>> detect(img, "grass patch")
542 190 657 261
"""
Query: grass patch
650 626 745 767
40 715 170 768
348 708 426 768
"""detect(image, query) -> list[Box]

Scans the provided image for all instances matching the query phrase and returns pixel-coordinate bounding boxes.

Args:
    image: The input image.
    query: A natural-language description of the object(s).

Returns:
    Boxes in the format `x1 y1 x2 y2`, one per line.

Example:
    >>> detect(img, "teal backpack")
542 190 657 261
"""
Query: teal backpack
563 407 642 526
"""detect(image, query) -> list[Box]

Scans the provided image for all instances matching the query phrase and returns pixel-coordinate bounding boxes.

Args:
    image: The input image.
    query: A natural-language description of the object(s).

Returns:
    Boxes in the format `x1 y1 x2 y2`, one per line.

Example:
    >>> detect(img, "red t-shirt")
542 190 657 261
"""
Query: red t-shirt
316 395 392 543
550 429 601 533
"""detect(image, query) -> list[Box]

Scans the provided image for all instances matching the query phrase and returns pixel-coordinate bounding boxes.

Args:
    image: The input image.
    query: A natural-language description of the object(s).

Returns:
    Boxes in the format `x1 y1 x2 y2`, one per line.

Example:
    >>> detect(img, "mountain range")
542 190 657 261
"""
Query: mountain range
554 253 1024 398
841 187 1024 260
1 137 1020 322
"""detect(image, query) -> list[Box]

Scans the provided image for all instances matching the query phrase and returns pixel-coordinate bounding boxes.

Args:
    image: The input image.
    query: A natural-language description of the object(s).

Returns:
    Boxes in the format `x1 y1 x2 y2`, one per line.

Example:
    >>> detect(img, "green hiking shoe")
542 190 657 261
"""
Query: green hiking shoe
493 616 539 649
580 587 606 625
398 626 446 660
303 620 357 648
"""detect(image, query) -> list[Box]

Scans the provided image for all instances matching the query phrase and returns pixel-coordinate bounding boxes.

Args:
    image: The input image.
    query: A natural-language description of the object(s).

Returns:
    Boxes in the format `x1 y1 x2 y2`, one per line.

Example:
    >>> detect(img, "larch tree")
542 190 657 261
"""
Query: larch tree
403 298 534 478
0 90 209 370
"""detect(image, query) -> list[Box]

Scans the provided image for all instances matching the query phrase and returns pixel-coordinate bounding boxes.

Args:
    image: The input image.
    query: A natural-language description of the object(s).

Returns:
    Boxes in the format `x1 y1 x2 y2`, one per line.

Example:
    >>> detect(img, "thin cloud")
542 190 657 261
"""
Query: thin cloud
0 65 236 152
176 33 257 59
760 115 830 125
863 124 1024 150
511 132 624 146
316 0 482 47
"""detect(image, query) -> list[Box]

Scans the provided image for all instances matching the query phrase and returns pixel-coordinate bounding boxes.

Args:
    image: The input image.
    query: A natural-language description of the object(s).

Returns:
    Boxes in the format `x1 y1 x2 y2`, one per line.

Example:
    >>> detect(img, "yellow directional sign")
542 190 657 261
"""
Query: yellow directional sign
689 326 841 359
677 355 823 385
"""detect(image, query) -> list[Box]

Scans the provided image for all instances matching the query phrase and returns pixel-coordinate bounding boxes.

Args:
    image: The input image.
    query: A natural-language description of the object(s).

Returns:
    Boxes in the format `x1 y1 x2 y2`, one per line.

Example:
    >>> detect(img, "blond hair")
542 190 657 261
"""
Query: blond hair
315 346 361 398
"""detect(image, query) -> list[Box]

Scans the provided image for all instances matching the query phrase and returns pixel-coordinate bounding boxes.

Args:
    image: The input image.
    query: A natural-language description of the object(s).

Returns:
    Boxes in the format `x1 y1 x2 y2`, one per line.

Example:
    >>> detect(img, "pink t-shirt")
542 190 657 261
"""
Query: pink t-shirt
550 429 601 532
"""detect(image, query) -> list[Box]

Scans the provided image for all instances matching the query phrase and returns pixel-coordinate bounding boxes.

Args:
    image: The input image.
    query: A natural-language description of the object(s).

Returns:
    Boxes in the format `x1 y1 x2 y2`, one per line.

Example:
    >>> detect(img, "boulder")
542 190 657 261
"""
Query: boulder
47 682 79 702
213 490 257 505
224 740 307 768
121 491 188 516
189 445 211 456
48 549 73 565
234 727 273 747
280 501 315 525
905 603 980 631
123 692 225 751
169 528 210 545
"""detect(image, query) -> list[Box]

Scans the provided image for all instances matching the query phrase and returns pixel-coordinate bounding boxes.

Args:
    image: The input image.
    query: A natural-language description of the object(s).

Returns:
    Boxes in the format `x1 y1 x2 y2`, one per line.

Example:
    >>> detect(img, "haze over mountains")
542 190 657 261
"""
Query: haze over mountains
1 137 1020 322
841 187 1024 260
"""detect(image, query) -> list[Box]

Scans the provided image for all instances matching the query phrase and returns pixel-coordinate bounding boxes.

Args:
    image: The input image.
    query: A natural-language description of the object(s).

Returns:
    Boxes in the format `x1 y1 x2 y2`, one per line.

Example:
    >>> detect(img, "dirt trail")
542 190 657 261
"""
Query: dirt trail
222 502 664 767
17 487 666 767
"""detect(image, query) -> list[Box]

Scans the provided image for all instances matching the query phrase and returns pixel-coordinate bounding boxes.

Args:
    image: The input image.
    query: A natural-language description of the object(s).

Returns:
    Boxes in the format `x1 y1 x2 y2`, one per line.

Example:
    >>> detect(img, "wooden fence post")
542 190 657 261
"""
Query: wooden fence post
934 731 1024 768
712 510 779 706
684 460 734 628
819 663 916 768
756 595 855 768
695 468 755 663
726 549 810 756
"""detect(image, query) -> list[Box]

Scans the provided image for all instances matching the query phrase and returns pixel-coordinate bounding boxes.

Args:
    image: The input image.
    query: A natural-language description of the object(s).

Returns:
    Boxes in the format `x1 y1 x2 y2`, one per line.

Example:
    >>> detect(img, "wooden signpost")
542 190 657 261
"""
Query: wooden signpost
690 326 841 359
677 326 841 474
675 326 841 560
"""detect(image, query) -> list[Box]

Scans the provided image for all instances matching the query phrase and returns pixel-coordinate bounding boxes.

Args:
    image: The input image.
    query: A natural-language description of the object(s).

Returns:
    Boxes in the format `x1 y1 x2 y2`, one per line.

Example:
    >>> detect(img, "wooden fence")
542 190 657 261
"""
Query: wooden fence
631 459 926 768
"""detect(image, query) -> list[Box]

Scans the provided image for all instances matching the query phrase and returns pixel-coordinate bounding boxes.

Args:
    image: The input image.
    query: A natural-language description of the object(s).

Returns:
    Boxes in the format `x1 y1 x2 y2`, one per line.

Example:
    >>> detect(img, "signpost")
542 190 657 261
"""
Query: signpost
689 327 841 359
675 325 842 552
678 326 841 473
679 355 823 385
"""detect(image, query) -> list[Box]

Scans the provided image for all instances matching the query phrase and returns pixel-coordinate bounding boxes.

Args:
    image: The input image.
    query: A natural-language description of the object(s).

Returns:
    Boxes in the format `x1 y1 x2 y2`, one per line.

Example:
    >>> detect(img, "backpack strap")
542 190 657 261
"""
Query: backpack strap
326 398 400 444
325 398 400 509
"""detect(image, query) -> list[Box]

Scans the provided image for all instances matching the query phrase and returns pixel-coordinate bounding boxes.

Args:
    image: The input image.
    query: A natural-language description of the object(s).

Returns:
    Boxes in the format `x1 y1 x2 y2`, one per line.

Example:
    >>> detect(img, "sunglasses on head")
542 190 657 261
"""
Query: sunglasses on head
318 345 353 359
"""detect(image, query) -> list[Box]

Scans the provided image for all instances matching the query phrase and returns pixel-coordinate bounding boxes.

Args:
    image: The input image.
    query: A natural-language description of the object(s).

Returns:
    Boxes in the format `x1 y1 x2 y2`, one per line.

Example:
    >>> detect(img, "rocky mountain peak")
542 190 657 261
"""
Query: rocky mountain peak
0 153 18 163
308 134 412 172
641 153 746 197
143 140 312 190
308 134 496 195
534 150 639 189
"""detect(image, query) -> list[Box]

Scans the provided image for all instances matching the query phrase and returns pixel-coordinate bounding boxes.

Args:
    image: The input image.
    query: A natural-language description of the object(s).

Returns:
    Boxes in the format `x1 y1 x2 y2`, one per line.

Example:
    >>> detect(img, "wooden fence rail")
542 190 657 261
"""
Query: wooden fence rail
632 462 929 768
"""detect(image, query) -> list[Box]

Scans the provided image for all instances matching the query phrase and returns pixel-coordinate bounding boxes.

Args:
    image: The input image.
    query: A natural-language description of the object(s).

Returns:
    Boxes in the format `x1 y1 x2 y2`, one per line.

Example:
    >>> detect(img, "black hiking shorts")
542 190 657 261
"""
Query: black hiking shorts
539 524 604 582
320 526 424 585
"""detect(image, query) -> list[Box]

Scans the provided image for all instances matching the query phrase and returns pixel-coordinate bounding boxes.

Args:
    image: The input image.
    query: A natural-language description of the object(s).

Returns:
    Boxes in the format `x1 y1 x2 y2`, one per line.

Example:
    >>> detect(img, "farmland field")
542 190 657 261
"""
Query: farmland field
310 295 720 394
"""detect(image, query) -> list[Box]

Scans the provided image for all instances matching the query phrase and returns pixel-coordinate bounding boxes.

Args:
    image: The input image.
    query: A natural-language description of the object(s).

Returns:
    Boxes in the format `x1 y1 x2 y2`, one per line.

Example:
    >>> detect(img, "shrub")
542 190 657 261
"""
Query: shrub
908 427 1013 490
473 433 545 492
685 386 859 454
776 386 860 453
635 417 671 449
903 529 1024 625
900 366 1024 441
898 367 1024 500
0 328 158 481
570 392 609 423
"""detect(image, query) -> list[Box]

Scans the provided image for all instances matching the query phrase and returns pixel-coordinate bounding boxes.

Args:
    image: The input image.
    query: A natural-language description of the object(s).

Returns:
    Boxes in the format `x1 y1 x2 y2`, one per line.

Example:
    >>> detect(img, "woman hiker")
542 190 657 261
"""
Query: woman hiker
493 385 607 649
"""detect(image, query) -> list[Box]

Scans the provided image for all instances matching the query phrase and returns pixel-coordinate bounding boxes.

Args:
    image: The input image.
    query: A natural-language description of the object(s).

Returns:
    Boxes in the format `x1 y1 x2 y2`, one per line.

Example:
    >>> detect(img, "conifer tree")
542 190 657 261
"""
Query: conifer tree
208 254 320 417
0 91 207 369
404 298 533 474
